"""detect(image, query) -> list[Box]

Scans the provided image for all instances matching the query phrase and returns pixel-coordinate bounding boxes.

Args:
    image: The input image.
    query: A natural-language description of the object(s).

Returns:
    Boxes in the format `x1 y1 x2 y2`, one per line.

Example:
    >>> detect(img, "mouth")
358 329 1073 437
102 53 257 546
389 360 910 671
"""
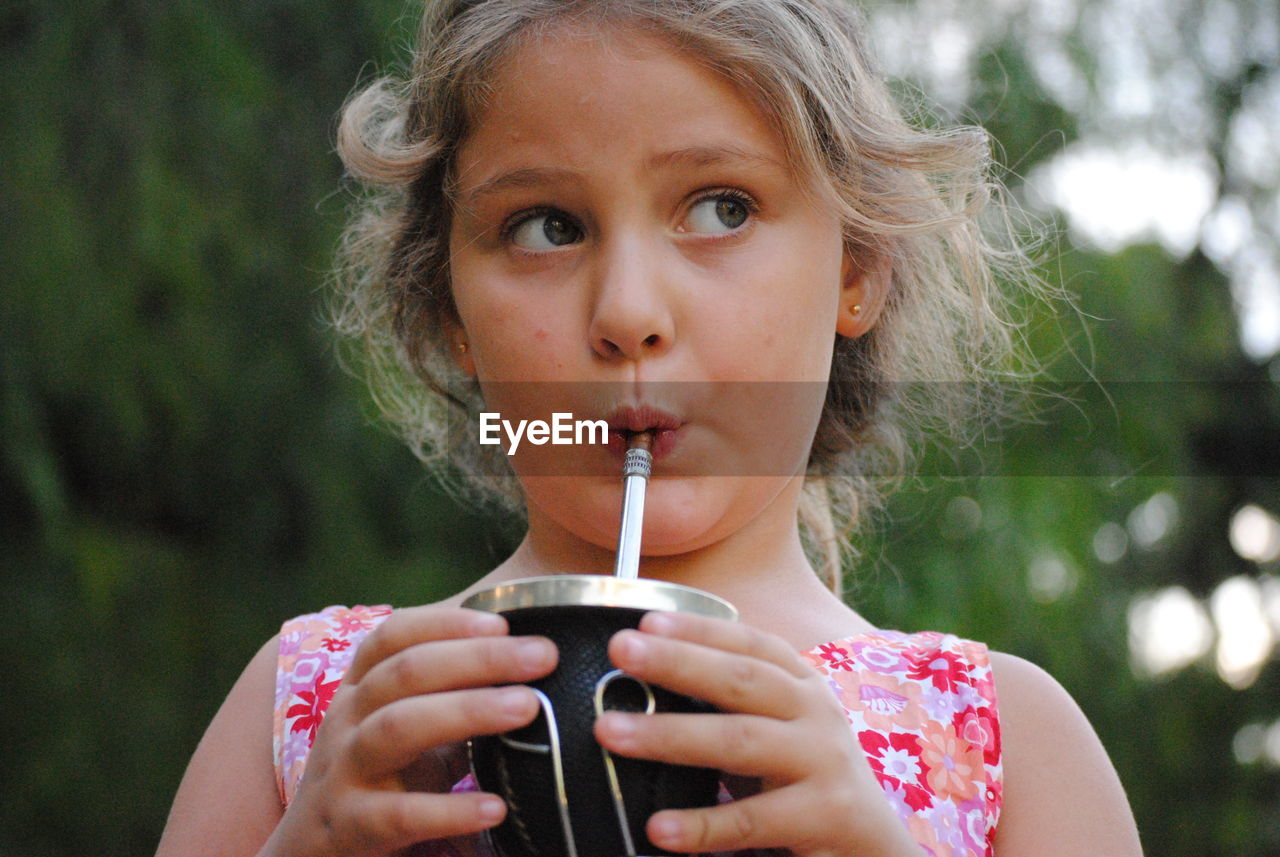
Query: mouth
604 405 684 461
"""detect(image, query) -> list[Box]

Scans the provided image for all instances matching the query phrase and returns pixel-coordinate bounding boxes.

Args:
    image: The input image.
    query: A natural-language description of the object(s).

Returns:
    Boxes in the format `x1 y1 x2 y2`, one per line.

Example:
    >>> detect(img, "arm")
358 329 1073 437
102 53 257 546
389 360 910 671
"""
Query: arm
989 651 1143 856
155 608 559 857
156 637 283 857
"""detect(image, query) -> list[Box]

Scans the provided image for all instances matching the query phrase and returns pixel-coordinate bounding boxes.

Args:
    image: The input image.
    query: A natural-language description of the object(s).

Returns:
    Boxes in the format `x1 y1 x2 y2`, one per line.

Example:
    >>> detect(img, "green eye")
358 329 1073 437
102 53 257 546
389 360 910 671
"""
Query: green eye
686 193 753 233
510 212 582 249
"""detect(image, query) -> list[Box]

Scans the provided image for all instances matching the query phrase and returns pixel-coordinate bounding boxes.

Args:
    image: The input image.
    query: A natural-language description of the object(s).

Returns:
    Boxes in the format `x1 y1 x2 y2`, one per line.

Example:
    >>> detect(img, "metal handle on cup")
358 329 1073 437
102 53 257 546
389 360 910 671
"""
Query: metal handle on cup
594 670 658 857
495 689 577 857
491 671 657 857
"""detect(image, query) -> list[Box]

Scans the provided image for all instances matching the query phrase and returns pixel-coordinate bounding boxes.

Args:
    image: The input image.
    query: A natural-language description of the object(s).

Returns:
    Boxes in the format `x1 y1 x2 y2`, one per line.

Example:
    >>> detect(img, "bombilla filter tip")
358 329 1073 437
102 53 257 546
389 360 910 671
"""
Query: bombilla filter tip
627 430 654 452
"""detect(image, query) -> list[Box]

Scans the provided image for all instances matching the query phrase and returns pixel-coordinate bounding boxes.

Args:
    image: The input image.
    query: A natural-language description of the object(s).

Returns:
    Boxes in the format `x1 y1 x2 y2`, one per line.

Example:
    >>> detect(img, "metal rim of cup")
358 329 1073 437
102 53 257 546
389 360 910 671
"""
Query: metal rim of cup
461 575 738 621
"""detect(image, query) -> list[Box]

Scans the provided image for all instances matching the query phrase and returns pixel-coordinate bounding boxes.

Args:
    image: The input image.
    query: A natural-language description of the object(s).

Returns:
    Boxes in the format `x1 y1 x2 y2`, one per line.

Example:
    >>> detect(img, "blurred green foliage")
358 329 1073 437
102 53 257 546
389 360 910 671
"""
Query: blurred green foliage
3 0 1279 854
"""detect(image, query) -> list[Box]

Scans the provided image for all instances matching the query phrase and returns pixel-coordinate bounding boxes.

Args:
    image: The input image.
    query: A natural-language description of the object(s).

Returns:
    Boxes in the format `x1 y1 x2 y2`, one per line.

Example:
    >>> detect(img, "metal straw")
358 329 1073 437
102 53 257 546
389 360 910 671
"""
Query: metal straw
612 432 653 579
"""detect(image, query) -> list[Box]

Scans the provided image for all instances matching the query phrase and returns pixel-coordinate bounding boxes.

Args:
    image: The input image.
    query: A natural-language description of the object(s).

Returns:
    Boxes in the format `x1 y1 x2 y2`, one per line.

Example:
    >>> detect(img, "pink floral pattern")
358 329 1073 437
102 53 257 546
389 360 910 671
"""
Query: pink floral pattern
274 610 1001 856
804 631 1002 857
272 604 393 804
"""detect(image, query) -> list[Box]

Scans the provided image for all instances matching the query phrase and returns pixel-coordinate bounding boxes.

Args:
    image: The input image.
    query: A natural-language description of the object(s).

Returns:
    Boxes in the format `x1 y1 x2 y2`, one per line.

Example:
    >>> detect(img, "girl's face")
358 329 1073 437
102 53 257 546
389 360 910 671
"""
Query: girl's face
448 25 877 561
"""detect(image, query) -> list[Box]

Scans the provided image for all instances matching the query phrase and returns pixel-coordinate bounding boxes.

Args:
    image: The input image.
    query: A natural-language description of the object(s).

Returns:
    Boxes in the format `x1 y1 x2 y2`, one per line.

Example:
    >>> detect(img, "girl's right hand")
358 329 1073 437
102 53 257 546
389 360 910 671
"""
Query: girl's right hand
261 606 558 857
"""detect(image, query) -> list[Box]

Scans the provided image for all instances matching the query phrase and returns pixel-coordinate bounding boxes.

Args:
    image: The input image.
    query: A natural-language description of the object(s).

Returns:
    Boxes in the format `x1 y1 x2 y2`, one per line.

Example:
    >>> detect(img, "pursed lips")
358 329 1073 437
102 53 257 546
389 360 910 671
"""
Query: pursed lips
605 404 684 461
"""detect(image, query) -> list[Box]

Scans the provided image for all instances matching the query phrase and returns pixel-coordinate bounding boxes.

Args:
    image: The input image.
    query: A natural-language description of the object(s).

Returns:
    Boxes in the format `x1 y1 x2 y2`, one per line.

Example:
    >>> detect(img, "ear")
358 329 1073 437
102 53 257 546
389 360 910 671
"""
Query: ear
444 318 477 376
835 248 890 339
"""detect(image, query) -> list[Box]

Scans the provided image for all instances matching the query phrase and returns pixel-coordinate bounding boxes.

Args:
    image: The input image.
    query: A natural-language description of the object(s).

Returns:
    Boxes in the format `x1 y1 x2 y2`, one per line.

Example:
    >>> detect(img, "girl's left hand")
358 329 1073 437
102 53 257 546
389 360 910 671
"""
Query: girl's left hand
594 611 921 857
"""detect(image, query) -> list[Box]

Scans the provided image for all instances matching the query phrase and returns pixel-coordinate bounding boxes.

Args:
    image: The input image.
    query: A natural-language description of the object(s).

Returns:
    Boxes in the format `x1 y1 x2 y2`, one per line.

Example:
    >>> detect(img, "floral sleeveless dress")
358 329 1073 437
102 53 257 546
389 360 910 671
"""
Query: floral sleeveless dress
274 605 1002 857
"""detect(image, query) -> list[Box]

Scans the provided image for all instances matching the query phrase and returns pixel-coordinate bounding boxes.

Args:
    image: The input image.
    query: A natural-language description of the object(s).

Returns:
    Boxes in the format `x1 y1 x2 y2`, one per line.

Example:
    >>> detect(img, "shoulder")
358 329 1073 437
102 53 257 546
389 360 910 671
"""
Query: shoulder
987 651 1143 856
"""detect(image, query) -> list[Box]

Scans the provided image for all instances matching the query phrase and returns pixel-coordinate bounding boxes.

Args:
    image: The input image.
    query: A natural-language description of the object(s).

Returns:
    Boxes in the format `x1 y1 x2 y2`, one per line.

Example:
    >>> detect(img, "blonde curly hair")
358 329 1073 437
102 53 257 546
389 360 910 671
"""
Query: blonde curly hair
331 0 1040 593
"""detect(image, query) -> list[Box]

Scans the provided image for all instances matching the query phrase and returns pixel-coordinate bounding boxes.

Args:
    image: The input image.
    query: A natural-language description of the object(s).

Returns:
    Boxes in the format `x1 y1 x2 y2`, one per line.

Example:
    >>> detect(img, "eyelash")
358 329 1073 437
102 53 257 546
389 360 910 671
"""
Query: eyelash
498 187 760 246
499 205 560 244
695 187 757 212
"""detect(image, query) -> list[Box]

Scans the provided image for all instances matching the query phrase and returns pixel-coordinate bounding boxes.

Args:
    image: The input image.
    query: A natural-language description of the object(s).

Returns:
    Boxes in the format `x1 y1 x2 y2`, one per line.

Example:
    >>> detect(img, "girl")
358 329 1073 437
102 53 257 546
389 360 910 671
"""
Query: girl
158 1 1142 855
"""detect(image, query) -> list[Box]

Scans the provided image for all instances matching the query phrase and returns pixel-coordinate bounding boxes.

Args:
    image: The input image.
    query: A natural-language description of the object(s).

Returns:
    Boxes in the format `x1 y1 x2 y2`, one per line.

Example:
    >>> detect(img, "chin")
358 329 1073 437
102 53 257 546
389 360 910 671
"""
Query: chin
632 476 789 555
573 495 730 558
629 515 724 556
522 473 796 566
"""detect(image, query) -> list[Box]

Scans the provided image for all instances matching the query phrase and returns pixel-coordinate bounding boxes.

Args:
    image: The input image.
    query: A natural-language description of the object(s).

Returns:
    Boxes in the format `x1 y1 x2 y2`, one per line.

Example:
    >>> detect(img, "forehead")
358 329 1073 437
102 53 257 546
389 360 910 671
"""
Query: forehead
452 23 800 192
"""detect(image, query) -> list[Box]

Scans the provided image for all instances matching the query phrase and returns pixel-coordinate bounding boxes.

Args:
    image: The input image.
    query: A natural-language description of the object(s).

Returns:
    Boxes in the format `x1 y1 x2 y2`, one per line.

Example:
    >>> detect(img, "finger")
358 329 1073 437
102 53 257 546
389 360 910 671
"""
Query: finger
340 788 508 853
595 711 808 780
353 635 557 717
348 607 507 683
608 630 805 718
646 787 842 854
639 611 812 678
349 686 541 780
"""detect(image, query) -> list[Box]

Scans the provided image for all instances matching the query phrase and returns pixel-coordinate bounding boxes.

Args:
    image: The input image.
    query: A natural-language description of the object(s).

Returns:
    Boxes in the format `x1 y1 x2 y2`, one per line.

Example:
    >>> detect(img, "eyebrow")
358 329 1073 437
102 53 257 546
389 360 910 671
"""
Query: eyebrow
647 144 786 173
456 144 787 206
456 167 577 207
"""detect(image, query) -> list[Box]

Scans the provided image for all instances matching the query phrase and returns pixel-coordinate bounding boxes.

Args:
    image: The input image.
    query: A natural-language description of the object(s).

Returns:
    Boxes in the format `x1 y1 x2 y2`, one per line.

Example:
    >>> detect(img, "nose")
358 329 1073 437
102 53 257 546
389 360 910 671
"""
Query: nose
588 235 675 362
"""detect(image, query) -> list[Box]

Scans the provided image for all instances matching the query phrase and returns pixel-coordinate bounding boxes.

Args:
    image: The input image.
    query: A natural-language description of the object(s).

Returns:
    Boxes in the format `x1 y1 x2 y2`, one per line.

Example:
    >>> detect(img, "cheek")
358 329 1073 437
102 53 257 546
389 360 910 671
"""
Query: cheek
750 217 842 287
710 255 840 381
770 232 845 371
638 476 799 556
450 256 572 376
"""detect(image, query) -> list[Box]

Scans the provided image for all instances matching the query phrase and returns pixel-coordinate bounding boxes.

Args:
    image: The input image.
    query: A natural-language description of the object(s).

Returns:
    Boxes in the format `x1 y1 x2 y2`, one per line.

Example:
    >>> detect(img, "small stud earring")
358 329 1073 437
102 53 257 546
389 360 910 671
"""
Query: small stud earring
456 341 469 354
849 304 862 316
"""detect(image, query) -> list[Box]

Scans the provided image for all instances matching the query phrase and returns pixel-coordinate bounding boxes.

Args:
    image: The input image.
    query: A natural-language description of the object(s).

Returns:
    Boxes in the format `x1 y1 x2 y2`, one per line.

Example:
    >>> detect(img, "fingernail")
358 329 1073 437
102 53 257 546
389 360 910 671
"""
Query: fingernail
498 687 531 715
517 638 551 670
649 814 682 846
599 712 636 744
615 631 649 664
478 796 506 824
469 611 505 634
644 612 676 635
